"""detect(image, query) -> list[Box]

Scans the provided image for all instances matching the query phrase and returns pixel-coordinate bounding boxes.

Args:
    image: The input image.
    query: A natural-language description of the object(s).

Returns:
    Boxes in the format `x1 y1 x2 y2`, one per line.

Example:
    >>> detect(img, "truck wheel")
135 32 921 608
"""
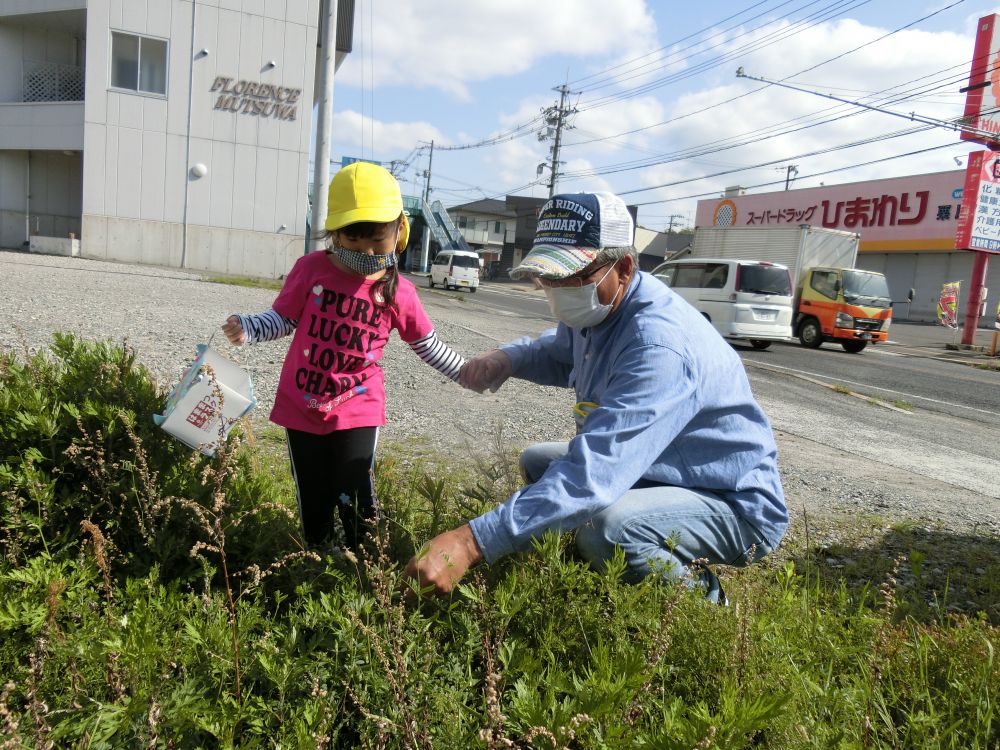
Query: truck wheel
841 340 867 353
428 276 434 288
749 340 772 350
469 286 477 293
798 319 823 348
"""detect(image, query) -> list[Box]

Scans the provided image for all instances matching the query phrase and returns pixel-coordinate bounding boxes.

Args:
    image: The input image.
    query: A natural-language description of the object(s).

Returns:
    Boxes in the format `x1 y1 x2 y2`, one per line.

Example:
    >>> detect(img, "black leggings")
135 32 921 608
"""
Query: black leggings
286 426 379 550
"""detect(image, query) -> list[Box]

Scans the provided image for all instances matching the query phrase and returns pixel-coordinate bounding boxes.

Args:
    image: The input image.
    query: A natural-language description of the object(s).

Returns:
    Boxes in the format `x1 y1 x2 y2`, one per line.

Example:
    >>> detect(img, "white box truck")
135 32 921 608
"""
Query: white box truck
689 225 894 352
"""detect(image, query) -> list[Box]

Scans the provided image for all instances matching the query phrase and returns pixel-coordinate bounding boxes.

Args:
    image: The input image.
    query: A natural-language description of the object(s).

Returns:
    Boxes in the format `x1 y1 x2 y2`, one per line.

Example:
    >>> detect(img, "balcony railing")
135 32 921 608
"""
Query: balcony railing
22 61 84 102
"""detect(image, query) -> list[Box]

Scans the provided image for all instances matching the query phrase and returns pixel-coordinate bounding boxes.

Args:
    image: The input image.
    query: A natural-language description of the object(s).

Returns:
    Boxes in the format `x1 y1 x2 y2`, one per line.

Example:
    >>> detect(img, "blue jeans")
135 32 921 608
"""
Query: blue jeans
520 442 773 602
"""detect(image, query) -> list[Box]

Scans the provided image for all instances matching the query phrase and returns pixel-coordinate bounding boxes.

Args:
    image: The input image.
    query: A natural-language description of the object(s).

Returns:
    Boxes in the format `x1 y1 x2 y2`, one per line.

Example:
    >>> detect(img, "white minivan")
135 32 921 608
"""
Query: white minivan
651 258 793 350
429 250 480 292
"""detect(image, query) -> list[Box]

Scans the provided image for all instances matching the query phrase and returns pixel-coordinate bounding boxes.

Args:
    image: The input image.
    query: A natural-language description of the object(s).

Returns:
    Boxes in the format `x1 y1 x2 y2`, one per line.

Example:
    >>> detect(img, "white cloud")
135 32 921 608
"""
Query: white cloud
332 109 446 154
340 0 658 99
600 18 979 225
328 10 984 228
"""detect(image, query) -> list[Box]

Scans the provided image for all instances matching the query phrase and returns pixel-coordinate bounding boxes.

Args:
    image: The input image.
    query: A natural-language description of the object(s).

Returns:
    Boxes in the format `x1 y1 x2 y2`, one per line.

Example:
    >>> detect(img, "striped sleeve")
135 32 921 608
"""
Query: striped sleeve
409 329 465 382
236 309 298 344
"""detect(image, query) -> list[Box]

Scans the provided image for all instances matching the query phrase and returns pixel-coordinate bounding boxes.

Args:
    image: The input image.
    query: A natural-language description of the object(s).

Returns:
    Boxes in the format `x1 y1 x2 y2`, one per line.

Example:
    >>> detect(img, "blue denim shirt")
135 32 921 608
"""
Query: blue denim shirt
468 271 788 564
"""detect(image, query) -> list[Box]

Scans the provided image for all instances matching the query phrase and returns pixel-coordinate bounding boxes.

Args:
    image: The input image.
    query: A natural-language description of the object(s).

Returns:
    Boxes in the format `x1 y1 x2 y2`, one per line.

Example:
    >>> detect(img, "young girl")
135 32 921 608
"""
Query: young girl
223 162 465 551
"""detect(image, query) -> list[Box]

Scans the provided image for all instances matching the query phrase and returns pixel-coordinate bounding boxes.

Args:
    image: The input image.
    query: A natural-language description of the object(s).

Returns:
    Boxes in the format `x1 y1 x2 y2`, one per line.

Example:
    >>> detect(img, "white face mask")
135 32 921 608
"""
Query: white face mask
543 264 618 328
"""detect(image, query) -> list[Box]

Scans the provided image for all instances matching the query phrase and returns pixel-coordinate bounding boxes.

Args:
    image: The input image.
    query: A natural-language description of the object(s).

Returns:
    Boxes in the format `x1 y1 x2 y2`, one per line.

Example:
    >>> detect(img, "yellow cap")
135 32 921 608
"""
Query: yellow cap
325 162 410 249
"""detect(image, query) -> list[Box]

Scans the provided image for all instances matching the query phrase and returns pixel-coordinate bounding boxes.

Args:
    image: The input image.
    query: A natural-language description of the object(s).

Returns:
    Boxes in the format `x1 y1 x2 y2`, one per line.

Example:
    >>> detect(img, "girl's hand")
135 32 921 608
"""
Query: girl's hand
222 315 246 345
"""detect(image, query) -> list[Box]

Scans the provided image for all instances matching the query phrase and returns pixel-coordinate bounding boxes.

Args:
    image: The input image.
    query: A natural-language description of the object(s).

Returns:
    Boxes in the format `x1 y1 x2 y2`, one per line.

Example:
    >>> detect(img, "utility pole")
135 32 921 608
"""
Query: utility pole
782 164 798 191
421 140 434 203
665 214 684 234
540 84 578 197
309 0 338 252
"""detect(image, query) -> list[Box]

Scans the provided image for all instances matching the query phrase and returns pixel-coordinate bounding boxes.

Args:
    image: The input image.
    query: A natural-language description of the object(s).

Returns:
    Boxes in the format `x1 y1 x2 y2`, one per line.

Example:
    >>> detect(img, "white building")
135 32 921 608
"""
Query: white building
447 198 516 262
0 0 352 278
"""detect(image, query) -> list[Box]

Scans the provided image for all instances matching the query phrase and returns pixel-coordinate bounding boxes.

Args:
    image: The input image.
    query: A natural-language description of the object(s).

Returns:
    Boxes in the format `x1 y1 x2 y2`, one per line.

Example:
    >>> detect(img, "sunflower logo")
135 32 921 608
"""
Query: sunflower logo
713 199 737 227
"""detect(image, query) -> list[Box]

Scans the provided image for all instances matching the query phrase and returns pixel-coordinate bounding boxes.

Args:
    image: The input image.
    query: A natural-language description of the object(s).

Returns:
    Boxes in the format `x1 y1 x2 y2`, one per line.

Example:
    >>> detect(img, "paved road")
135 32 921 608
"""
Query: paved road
739 339 1000 424
417 275 1000 424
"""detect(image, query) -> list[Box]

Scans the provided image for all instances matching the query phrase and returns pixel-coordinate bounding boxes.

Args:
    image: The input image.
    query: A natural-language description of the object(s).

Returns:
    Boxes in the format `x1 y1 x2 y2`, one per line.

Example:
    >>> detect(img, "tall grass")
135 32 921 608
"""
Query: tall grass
0 336 996 748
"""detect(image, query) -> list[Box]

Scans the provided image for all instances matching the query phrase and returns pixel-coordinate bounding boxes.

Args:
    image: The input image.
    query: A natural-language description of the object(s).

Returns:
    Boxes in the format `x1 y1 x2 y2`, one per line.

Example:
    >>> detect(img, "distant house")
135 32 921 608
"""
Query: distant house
447 198 516 263
451 194 680 278
635 226 692 271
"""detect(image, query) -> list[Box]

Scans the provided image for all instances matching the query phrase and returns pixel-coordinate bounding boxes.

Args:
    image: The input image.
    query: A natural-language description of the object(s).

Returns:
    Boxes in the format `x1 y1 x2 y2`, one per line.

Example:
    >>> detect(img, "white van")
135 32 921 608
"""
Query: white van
429 250 480 292
651 258 793 349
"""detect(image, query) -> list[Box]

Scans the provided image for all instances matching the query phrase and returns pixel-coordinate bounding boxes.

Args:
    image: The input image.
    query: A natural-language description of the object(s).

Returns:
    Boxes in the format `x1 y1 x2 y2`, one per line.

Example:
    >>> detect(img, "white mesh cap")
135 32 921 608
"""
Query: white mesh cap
510 192 636 279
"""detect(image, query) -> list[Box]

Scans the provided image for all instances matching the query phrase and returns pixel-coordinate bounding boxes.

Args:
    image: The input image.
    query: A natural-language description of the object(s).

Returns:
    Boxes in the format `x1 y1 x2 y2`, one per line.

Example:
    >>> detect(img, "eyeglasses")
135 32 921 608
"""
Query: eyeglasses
538 262 613 289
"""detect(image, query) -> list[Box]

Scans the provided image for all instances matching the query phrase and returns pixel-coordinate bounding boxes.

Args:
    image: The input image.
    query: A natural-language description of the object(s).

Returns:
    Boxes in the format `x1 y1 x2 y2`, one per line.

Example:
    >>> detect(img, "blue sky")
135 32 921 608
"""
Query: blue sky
323 0 1000 231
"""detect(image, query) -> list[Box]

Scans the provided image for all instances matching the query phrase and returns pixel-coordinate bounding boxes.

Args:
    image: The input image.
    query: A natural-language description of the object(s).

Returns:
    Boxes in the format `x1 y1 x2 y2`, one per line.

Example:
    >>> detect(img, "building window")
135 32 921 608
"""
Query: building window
494 221 502 234
111 32 167 95
458 216 467 228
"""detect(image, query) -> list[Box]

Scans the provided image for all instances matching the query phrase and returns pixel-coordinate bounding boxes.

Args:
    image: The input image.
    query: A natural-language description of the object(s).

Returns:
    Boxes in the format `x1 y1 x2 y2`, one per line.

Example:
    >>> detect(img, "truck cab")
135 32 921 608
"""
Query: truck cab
796 267 892 353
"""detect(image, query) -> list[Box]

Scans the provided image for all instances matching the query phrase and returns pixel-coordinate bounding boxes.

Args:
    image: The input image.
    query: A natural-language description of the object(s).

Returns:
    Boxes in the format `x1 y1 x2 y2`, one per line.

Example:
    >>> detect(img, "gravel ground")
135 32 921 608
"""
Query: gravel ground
3 249 998 549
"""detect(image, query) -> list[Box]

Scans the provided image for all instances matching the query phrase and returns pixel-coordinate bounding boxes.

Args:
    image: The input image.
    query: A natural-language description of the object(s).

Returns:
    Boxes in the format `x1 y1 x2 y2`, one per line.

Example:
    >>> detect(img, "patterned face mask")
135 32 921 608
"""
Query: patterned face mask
334 246 398 276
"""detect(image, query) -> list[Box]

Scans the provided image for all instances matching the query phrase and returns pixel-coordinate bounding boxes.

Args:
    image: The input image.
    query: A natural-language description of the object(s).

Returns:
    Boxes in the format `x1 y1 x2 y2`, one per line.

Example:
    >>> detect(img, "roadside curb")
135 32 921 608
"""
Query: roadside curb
882 343 999 369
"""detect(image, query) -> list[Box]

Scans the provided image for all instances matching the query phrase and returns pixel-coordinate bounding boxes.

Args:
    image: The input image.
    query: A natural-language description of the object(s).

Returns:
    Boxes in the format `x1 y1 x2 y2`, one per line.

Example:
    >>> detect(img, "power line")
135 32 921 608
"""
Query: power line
566 0 779 87
735 65 999 142
564 57 975 152
578 0 877 109
574 0 859 95
553 45 982 182
624 141 960 204
406 2 975 211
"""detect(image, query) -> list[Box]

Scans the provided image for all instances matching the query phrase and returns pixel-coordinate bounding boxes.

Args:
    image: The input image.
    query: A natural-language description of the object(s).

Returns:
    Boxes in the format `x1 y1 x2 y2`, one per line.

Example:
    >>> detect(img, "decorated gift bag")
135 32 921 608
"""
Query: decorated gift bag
153 344 256 455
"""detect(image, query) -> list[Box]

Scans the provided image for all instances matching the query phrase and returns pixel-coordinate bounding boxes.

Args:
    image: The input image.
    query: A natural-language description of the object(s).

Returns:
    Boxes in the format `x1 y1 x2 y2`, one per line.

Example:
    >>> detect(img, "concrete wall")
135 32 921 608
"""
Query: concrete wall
0 102 84 149
80 0 318 278
0 149 82 248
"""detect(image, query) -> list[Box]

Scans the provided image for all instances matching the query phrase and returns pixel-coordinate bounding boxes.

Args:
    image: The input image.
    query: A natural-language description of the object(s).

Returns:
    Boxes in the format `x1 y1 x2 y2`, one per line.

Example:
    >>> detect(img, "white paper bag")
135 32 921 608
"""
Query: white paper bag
153 345 256 455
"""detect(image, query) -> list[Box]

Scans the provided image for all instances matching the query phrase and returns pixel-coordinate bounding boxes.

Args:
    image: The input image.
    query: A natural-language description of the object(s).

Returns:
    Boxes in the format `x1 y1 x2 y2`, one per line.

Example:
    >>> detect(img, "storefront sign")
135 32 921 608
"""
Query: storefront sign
955 149 1000 253
209 76 300 121
960 14 1000 146
695 170 964 251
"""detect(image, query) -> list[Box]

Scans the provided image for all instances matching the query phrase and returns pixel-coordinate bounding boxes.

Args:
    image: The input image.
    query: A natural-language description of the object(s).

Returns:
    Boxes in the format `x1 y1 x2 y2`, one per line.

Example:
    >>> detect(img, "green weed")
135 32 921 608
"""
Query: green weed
0 336 997 748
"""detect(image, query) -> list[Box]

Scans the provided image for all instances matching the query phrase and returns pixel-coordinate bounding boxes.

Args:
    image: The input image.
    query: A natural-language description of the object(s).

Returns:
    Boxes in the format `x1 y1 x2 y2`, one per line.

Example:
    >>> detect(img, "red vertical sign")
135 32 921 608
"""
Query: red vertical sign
961 14 1000 145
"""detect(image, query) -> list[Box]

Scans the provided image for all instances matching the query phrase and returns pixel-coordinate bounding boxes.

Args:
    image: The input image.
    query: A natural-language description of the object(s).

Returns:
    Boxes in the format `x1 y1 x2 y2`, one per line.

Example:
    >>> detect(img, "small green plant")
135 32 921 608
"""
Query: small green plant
893 399 914 411
1 336 998 748
832 384 852 395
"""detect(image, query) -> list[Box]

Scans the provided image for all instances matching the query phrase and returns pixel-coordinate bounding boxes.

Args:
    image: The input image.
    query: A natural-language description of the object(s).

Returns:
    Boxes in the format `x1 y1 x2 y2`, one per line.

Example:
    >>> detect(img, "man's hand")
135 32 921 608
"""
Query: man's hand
459 349 512 393
402 524 484 598
222 315 246 346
